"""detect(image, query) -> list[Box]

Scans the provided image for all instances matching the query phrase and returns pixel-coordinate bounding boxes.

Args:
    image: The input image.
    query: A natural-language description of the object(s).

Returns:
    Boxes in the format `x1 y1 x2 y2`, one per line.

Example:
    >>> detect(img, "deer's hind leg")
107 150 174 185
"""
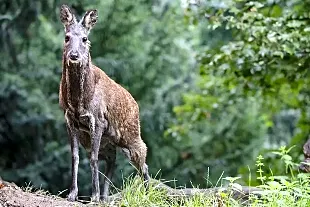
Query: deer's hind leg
99 143 116 201
122 139 150 188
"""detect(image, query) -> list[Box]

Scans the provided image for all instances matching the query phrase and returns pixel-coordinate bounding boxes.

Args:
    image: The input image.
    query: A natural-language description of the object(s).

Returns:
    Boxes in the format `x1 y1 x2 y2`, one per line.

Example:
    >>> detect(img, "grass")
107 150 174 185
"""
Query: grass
119 178 221 207
114 174 309 207
113 146 310 207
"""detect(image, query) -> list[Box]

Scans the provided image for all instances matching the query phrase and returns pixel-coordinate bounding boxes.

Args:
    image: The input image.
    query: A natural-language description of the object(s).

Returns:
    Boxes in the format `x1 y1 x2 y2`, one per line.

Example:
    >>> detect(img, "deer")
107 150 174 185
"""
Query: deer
58 5 150 202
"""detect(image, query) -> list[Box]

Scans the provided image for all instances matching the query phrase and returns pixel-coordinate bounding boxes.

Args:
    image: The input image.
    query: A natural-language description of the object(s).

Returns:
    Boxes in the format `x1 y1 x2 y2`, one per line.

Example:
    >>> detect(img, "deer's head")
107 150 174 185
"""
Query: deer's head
60 5 98 67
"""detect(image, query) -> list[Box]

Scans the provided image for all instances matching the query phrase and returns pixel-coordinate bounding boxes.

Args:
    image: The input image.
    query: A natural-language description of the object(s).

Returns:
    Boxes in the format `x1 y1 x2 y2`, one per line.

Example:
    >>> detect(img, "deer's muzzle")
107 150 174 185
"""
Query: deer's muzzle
69 51 80 61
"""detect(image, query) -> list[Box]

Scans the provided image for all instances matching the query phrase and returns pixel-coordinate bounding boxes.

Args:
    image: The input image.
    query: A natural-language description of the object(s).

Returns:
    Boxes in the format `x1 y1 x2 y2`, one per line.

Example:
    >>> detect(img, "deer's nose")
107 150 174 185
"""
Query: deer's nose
70 52 79 61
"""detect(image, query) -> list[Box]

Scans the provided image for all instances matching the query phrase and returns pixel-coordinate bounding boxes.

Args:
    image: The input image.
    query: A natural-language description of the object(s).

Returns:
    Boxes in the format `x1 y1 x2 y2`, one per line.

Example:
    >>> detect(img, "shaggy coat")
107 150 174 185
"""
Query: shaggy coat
59 4 149 202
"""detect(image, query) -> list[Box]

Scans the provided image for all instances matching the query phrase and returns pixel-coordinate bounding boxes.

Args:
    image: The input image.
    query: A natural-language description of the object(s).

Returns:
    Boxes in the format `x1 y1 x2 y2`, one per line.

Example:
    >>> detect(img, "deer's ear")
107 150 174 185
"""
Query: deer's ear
80 10 98 32
60 5 76 26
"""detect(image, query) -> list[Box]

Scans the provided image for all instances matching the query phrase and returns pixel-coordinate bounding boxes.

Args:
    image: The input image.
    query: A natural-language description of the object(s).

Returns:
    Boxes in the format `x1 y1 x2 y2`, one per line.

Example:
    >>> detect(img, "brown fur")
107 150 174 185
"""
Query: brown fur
59 4 149 202
59 60 148 165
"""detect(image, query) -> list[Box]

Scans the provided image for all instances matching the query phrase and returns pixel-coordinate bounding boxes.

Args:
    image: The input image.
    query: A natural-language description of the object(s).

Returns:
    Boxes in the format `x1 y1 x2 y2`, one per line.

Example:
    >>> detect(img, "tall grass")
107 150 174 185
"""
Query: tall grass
116 146 310 207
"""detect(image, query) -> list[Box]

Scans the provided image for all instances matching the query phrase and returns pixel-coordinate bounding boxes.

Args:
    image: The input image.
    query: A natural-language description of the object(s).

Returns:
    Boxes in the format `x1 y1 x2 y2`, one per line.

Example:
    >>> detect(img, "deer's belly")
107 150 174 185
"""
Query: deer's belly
78 123 115 158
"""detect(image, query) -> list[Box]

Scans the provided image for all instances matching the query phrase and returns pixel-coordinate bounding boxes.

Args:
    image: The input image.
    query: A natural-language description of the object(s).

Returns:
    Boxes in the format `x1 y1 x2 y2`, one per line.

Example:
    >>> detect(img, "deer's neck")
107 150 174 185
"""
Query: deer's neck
63 55 95 113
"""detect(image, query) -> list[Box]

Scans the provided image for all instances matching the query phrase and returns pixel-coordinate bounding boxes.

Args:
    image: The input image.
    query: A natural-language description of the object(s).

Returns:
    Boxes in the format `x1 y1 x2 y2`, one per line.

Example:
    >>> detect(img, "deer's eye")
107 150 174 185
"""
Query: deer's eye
65 35 70 43
82 37 88 42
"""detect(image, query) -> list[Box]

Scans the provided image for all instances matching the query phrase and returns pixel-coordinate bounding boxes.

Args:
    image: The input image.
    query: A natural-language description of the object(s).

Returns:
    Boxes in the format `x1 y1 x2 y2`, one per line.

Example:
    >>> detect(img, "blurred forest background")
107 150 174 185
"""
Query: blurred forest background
1 0 310 197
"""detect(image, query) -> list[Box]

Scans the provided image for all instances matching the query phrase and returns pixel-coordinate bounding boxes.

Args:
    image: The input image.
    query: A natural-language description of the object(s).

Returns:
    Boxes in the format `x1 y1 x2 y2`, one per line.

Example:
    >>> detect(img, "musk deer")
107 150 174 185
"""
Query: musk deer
59 5 150 202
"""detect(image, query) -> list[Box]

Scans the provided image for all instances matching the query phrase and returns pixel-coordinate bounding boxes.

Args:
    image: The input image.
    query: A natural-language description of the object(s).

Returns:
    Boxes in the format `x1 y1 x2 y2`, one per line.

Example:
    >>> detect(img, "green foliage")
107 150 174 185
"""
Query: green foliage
166 0 310 186
167 83 269 185
256 155 266 184
249 149 310 207
195 0 310 140
198 0 310 108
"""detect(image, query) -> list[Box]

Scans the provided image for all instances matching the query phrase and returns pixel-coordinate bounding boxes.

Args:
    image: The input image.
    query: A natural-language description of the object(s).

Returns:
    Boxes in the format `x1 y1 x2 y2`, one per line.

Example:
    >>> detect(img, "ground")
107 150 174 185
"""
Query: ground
0 178 93 207
0 177 262 207
0 183 87 207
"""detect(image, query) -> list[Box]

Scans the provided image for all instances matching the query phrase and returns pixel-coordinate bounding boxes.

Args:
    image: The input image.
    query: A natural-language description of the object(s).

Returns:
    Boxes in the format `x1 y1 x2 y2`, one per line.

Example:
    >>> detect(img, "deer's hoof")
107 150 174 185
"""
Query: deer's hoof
67 190 78 201
91 194 100 202
101 194 109 202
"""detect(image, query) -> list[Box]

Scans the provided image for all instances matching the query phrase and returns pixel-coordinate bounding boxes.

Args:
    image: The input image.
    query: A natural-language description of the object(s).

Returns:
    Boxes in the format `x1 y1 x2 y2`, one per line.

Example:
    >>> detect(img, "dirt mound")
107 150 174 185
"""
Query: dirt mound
0 180 86 207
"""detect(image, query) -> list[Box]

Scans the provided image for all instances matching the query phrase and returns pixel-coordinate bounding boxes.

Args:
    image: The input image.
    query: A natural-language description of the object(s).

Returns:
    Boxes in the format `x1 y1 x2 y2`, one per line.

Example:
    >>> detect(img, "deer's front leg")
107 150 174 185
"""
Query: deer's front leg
65 110 80 201
85 114 104 202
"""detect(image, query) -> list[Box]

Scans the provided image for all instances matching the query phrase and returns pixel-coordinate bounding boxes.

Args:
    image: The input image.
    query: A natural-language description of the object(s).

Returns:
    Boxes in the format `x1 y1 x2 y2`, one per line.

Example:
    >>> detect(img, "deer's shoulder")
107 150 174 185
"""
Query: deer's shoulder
90 64 138 108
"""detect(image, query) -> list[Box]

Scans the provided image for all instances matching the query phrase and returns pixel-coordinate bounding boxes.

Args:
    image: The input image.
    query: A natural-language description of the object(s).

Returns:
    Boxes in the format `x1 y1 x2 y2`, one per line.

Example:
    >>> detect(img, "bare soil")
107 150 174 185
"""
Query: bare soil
0 180 87 207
